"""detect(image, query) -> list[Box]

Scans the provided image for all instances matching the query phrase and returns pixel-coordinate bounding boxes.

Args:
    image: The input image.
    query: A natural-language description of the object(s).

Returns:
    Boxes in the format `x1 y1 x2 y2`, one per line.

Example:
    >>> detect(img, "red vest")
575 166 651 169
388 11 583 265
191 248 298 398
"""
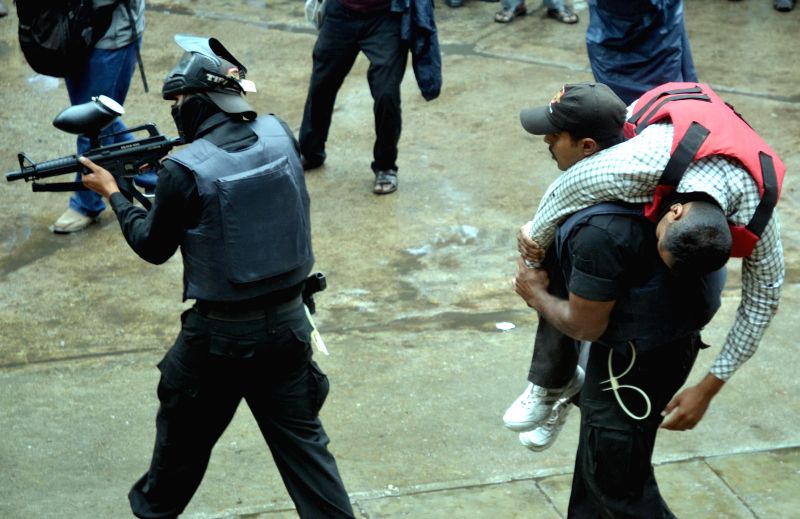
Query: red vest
623 82 785 257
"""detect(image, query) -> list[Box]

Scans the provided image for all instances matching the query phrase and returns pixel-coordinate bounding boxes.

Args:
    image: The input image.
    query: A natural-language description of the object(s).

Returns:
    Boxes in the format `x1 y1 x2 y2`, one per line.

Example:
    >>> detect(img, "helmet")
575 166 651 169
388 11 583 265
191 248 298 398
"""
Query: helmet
162 35 257 120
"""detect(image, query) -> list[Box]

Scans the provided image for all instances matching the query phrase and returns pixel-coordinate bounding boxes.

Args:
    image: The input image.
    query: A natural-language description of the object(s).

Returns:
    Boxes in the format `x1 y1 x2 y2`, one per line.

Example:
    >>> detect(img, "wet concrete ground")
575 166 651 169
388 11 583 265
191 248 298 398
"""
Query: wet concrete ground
1 1 799 517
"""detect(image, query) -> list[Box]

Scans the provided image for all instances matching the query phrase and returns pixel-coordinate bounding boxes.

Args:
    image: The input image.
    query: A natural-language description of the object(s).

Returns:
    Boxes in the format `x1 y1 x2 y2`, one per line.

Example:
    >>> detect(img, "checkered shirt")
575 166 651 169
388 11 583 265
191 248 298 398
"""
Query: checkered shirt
529 122 784 381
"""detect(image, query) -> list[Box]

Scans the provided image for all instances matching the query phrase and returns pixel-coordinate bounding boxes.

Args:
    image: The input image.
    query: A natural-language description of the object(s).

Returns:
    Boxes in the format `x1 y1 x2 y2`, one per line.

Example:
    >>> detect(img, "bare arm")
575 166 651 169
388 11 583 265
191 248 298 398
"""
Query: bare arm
513 257 615 341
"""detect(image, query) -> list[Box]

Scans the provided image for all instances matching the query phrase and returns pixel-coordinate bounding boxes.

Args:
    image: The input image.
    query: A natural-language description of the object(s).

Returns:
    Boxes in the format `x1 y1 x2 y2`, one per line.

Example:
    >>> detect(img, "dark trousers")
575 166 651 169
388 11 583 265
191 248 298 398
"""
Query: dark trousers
528 249 579 388
128 303 354 519
299 0 408 172
567 335 701 518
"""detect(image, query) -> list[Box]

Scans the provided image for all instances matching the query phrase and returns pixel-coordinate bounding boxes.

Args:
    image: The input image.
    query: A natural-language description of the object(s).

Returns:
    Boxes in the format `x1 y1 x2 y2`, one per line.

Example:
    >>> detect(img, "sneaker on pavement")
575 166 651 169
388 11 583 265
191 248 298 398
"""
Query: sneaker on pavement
50 208 98 234
502 366 584 431
519 398 573 452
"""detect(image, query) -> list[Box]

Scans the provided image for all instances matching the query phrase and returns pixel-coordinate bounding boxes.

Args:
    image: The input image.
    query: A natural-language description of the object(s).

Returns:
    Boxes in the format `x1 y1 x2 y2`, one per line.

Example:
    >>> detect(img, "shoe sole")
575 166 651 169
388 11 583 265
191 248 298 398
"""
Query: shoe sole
504 421 539 432
520 438 551 452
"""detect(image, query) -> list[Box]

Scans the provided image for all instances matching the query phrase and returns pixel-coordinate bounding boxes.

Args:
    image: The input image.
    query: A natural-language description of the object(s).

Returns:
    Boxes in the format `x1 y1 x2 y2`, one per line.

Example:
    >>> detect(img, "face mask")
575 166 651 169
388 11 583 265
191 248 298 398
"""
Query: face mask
170 103 186 141
170 95 219 143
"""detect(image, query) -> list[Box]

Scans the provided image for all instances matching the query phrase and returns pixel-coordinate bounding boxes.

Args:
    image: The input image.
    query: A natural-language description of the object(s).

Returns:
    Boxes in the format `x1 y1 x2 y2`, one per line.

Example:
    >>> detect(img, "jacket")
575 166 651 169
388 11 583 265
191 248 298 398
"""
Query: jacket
555 203 725 353
391 0 441 101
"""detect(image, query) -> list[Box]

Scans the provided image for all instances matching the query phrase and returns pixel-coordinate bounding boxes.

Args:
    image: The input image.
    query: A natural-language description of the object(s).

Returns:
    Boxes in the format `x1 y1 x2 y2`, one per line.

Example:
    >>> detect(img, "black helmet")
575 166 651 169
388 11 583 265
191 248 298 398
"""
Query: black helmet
162 35 256 119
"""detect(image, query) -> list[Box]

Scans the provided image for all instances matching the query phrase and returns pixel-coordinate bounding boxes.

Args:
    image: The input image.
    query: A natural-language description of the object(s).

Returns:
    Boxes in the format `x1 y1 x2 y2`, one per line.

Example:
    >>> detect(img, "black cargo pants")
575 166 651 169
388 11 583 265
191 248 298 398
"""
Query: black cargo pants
128 300 354 518
567 335 701 518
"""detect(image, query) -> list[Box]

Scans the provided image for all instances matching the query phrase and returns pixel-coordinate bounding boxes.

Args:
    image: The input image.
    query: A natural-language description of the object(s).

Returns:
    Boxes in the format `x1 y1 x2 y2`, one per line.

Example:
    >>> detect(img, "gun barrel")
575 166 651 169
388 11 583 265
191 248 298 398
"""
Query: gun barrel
6 170 27 182
6 155 80 182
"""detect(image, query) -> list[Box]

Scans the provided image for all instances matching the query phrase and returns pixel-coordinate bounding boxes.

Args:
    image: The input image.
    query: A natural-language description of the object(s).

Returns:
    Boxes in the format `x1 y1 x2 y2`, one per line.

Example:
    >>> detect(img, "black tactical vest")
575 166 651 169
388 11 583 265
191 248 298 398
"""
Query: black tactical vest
555 203 726 353
166 115 313 302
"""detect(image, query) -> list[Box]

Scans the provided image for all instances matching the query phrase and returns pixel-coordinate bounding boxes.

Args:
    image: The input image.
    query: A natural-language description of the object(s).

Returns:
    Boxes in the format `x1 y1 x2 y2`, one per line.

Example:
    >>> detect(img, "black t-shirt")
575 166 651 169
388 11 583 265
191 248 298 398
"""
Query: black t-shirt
559 209 724 350
562 213 659 303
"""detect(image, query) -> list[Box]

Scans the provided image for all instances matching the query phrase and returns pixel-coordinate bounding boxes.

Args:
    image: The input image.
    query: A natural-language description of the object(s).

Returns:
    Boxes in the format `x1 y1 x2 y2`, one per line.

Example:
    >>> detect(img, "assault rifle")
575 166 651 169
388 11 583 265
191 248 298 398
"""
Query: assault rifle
5 95 183 210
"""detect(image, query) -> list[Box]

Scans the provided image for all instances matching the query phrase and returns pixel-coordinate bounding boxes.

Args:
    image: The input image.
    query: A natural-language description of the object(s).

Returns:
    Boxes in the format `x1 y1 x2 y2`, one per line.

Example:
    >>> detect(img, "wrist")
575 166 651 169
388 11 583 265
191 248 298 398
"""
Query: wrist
698 372 725 396
528 285 548 312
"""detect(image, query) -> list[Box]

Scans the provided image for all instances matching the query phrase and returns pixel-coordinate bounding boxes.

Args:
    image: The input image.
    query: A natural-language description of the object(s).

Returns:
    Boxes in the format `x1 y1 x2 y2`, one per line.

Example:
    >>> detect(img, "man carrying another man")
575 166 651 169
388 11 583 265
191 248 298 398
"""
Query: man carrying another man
506 82 784 515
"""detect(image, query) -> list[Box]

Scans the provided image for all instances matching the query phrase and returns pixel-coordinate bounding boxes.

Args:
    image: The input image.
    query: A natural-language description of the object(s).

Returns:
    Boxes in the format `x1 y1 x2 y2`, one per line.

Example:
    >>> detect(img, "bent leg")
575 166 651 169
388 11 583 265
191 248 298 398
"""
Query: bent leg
129 375 241 518
246 360 354 518
128 325 242 519
527 248 578 388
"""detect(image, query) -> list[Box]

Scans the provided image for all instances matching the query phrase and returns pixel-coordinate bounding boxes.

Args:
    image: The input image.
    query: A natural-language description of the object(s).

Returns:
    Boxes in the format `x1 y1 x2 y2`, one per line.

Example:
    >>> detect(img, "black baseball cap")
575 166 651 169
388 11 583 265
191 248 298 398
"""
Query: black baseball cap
520 83 627 144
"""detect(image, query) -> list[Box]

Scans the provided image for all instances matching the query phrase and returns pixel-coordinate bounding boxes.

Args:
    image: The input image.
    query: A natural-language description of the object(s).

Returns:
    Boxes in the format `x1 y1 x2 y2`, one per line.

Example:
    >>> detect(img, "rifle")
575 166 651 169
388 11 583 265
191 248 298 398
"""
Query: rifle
5 95 183 210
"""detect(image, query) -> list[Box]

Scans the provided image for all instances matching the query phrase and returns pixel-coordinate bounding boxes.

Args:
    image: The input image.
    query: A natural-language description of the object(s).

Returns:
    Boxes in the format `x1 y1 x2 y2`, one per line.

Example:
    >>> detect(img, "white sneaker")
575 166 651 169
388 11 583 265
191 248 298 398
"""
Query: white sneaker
502 366 584 431
50 208 98 234
518 399 573 452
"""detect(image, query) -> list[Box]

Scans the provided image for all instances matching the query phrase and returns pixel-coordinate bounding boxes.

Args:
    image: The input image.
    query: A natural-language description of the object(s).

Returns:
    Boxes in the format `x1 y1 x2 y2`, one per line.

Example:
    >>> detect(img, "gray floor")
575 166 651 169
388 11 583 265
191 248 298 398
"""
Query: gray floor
1 1 798 517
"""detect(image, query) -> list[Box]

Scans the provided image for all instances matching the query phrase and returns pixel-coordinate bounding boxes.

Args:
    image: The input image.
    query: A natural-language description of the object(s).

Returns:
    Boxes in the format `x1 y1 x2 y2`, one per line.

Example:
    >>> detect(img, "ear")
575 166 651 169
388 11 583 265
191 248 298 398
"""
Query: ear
580 138 600 157
671 202 689 221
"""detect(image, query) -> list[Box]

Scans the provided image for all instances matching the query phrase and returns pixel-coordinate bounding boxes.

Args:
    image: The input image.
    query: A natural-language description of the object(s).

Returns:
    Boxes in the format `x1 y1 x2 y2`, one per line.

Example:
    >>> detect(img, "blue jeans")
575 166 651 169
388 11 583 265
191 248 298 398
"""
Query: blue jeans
64 38 141 217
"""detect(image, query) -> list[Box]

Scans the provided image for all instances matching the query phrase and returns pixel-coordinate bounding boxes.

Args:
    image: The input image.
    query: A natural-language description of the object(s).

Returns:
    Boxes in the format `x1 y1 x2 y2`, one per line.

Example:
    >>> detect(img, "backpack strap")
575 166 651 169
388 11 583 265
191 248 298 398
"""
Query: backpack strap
747 151 780 238
643 121 710 222
628 86 703 124
121 0 149 93
661 121 710 187
632 93 711 135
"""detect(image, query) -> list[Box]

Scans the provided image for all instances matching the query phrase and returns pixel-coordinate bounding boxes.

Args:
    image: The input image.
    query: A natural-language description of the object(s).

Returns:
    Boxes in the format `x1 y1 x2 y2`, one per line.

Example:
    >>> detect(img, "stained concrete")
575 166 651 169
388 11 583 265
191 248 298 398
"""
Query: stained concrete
0 1 799 518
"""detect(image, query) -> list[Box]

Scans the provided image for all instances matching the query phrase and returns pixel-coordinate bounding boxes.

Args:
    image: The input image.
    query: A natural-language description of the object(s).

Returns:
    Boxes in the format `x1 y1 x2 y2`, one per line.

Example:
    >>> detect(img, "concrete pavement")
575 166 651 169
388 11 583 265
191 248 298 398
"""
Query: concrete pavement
1 0 798 517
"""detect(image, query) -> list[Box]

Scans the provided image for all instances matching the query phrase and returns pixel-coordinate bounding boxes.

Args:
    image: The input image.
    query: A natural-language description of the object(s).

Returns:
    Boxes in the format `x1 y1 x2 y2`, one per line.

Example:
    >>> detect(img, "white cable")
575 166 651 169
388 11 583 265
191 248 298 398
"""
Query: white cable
600 342 652 420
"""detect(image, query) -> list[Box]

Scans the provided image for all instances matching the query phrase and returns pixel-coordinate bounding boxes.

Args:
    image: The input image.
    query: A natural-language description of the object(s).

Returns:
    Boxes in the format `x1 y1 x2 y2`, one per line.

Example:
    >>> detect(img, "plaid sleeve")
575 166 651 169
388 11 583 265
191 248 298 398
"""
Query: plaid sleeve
527 124 673 247
678 159 784 380
711 212 784 380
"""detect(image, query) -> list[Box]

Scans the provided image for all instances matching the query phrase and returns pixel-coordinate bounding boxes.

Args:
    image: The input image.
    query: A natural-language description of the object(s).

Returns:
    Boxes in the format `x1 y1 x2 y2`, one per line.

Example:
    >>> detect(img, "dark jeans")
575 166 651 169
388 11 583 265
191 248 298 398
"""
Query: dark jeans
128 303 354 519
299 0 408 173
567 335 701 518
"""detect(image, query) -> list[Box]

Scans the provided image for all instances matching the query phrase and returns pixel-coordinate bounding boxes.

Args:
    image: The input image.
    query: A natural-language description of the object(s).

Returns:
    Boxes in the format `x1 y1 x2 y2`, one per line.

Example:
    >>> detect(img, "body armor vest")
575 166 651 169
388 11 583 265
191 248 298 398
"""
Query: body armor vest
555 203 726 353
166 115 313 301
